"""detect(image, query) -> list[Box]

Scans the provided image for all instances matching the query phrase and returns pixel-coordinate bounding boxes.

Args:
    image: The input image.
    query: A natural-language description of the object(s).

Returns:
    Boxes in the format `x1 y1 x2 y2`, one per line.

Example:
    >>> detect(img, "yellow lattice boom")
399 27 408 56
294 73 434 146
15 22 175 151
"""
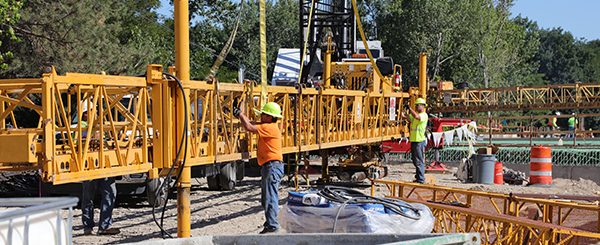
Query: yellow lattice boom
428 82 600 113
0 63 415 185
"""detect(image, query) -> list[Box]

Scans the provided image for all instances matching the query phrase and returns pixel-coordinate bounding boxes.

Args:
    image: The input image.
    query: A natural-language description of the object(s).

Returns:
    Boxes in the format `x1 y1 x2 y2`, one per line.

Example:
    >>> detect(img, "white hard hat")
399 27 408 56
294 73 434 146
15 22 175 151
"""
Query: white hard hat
81 101 89 113
555 112 560 115
572 113 575 115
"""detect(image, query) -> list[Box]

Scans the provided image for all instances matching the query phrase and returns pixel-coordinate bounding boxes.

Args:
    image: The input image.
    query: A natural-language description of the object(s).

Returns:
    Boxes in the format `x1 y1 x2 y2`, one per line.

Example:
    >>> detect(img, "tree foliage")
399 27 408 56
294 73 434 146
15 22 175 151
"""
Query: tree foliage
0 0 23 70
188 0 298 82
0 0 169 78
0 0 599 128
376 0 541 90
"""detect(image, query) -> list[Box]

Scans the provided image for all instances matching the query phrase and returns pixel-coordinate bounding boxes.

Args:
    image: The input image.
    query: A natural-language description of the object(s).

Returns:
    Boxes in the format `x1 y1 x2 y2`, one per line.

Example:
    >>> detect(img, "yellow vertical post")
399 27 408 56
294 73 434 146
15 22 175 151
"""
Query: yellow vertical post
259 0 267 107
0 90 4 130
419 53 428 99
41 66 56 182
174 0 191 238
323 37 332 87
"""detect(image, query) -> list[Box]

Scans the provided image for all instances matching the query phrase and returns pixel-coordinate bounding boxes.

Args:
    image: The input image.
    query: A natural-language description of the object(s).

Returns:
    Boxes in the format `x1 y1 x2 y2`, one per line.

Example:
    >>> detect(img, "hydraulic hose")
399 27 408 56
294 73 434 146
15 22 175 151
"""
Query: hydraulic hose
316 185 421 233
149 72 189 239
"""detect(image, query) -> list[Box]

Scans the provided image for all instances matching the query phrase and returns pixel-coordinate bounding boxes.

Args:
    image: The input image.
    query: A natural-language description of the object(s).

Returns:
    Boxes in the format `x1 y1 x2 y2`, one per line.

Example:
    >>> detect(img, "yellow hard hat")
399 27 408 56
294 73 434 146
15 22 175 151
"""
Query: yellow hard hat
415 98 427 106
260 102 283 118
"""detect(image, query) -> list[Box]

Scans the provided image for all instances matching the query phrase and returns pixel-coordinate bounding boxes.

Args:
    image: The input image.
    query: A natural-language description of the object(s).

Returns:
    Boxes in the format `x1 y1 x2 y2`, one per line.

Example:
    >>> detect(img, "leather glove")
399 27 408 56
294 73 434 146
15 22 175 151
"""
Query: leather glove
232 107 241 118
403 103 410 111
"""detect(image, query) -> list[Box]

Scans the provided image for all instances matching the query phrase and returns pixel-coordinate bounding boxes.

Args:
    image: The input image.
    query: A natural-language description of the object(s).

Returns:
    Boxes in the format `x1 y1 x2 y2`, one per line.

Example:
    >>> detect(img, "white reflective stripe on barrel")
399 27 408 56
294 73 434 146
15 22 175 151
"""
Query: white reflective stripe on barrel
530 158 552 163
530 171 552 176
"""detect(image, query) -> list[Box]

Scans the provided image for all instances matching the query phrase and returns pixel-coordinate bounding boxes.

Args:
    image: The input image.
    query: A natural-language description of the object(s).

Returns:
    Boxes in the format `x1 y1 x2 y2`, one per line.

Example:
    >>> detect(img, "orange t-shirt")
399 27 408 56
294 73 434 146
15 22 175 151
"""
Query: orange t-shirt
256 123 282 166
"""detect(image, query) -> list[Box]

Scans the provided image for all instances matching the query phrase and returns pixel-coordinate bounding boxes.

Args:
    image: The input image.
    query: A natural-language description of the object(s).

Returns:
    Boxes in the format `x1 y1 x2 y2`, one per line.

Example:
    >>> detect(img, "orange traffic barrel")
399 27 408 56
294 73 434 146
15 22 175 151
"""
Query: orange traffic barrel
494 162 503 185
529 146 553 185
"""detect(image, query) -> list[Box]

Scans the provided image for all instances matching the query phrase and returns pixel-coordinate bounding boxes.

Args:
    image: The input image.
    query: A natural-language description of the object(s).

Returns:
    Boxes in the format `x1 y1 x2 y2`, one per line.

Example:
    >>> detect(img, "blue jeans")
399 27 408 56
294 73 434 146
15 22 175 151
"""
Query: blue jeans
545 126 555 138
261 161 284 232
410 141 427 184
567 126 575 138
82 177 117 230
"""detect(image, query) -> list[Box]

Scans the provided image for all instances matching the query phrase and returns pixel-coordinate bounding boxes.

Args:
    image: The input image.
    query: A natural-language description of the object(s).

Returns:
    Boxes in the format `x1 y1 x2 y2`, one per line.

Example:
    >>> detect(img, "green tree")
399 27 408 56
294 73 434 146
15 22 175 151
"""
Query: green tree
187 0 241 82
579 40 600 83
0 0 23 70
0 0 167 78
469 0 533 89
505 15 541 87
216 0 298 82
377 0 488 87
377 0 538 90
378 0 492 86
534 28 585 84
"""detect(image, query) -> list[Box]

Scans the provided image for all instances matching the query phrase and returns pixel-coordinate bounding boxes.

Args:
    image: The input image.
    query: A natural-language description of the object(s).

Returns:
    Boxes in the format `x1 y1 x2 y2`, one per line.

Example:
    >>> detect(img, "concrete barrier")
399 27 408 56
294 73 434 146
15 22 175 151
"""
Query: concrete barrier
122 233 481 245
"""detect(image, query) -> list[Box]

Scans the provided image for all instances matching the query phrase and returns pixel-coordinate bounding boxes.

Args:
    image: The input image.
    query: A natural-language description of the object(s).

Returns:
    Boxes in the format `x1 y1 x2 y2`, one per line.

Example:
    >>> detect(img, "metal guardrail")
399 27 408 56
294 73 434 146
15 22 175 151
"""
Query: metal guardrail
0 197 78 245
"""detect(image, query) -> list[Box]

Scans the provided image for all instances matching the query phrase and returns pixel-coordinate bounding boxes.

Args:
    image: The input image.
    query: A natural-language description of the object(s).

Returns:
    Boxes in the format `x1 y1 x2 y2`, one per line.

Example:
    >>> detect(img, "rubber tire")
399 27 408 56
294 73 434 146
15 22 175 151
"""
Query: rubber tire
236 161 245 181
146 178 168 207
207 175 221 190
219 162 237 191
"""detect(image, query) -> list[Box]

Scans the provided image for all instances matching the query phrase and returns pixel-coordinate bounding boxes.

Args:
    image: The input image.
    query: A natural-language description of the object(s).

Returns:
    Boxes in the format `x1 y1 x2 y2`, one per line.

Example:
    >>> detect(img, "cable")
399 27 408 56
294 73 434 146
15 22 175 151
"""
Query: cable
148 72 188 239
114 0 261 80
316 185 421 233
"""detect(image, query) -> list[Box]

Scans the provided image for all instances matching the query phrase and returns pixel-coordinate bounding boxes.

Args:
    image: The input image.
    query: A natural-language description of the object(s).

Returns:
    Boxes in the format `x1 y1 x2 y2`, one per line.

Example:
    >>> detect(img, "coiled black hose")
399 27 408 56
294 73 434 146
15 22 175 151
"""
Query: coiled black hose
317 185 421 233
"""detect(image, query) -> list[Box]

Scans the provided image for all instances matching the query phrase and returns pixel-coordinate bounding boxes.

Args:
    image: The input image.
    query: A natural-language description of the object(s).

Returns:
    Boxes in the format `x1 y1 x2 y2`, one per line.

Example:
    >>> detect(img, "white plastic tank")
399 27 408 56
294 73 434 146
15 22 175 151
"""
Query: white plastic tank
0 197 76 245
0 209 69 245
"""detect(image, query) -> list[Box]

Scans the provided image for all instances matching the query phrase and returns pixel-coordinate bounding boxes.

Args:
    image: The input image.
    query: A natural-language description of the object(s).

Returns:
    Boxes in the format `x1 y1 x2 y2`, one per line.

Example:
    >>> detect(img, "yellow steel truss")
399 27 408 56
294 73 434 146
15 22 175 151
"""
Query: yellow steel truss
374 180 600 244
0 64 413 185
0 66 156 184
184 79 410 164
429 82 600 113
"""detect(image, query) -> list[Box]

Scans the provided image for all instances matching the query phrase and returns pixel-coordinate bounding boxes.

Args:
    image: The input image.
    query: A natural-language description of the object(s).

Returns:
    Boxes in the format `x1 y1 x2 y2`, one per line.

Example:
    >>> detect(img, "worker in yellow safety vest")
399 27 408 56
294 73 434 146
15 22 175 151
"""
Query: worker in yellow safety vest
545 112 559 138
401 98 428 184
567 113 578 138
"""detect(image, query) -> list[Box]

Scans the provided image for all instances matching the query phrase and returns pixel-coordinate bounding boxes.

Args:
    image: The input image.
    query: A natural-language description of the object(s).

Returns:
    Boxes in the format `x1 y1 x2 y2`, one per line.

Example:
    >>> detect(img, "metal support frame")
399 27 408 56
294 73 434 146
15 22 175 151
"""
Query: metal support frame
398 197 600 245
374 179 600 243
429 82 600 113
0 67 156 184
442 114 599 143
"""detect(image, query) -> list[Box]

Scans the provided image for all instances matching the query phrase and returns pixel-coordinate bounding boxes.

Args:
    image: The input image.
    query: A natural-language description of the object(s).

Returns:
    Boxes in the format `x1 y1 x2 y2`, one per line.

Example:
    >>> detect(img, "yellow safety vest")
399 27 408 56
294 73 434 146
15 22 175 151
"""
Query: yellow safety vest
409 112 428 142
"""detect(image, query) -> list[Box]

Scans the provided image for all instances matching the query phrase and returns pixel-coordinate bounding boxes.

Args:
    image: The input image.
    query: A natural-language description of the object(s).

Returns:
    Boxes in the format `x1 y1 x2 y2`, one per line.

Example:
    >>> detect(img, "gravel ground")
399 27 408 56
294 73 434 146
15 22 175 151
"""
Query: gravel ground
65 159 600 244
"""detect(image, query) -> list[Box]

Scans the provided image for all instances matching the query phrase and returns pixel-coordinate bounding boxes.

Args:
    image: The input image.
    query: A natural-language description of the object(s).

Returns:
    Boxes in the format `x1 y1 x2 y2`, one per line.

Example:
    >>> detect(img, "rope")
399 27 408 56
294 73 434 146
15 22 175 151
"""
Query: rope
297 0 317 85
204 0 245 80
114 0 261 79
349 0 391 87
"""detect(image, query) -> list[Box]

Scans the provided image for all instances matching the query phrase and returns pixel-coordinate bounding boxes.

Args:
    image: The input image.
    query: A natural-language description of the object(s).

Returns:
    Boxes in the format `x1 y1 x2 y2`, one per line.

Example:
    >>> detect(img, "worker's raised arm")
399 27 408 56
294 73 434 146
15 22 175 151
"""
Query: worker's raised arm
238 112 258 134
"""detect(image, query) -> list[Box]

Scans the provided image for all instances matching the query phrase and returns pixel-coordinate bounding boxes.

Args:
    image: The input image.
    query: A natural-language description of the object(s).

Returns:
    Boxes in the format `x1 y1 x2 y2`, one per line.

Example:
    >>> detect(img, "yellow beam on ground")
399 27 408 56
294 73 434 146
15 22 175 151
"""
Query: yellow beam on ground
374 179 600 243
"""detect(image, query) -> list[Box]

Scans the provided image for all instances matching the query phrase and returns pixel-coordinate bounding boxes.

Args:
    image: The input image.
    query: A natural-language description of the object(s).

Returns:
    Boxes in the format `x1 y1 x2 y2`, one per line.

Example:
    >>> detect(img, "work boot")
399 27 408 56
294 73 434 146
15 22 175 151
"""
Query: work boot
98 227 120 235
83 228 95 235
259 228 280 234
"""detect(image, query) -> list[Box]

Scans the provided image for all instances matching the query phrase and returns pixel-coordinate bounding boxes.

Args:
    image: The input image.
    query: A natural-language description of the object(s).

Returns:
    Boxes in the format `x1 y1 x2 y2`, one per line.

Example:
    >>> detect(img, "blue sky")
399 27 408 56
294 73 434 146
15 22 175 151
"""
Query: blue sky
511 0 600 41
158 0 600 41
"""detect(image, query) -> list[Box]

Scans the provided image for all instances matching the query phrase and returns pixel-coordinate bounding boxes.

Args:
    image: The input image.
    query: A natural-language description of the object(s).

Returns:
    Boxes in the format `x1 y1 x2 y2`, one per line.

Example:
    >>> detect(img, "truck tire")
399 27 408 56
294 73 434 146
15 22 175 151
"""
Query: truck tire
236 160 245 181
207 175 221 190
146 178 168 207
219 162 237 190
